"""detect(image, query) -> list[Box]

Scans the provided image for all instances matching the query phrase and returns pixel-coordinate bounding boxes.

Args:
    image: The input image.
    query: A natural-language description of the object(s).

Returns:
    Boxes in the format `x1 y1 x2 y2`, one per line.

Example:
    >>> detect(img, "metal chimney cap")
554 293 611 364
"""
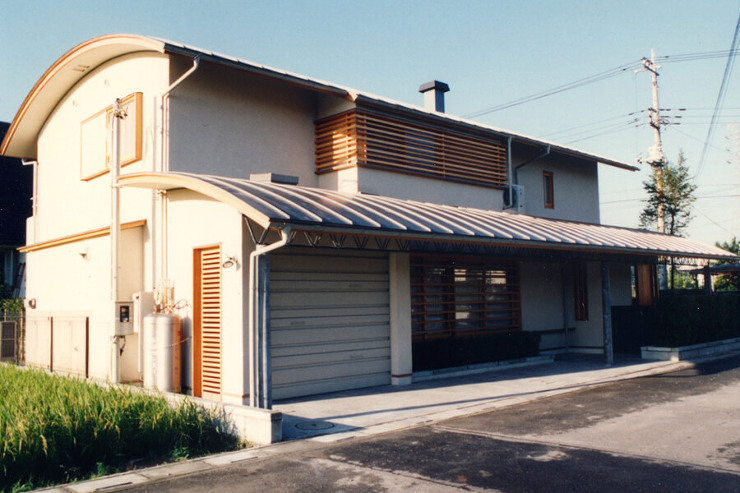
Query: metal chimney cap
418 80 450 94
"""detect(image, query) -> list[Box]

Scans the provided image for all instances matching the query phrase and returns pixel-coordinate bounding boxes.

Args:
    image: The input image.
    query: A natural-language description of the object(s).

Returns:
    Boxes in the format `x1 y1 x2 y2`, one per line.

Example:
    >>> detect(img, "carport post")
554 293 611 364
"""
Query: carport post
601 261 614 366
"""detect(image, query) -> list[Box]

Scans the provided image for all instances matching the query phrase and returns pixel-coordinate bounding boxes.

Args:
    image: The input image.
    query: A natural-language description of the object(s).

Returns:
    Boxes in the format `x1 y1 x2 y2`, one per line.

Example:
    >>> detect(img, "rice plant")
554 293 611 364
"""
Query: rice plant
0 365 240 491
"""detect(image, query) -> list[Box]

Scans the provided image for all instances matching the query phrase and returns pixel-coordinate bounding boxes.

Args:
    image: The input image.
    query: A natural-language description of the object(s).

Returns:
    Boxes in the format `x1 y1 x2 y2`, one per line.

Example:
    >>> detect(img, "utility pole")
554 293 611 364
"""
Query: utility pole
639 49 666 234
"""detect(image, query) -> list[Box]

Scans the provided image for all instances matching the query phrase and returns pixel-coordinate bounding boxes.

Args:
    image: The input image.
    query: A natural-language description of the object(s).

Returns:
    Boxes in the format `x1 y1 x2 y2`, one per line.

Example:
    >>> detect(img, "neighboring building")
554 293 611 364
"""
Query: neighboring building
0 122 32 298
1 35 735 418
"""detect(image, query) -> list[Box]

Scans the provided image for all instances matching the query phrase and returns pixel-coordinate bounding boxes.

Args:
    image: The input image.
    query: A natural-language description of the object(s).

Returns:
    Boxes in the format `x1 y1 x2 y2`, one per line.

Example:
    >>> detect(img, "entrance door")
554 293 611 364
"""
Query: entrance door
193 245 222 399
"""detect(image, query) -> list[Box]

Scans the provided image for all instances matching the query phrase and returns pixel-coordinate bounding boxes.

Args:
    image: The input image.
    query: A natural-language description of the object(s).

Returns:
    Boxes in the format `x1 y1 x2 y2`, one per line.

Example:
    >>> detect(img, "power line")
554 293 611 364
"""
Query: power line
463 49 740 120
695 12 740 179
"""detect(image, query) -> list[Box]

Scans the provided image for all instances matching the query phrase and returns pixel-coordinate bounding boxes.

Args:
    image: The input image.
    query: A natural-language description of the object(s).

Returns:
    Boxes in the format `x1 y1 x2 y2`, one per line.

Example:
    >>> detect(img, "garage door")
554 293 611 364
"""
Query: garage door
270 250 390 400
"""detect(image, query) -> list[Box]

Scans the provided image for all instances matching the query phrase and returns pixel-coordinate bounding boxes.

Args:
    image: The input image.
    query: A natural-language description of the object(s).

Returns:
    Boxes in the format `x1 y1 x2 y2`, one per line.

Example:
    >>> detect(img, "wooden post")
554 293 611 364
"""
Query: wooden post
601 262 614 366
703 266 712 295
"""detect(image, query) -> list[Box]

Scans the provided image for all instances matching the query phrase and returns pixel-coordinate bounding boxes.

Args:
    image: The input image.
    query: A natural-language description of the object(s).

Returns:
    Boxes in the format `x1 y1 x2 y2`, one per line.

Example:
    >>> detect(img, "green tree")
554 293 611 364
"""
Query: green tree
639 151 697 236
714 237 740 291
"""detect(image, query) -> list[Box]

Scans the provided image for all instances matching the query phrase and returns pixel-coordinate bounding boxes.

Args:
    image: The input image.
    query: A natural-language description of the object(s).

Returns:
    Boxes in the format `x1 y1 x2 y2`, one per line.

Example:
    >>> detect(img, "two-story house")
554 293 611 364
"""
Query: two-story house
2 35 734 426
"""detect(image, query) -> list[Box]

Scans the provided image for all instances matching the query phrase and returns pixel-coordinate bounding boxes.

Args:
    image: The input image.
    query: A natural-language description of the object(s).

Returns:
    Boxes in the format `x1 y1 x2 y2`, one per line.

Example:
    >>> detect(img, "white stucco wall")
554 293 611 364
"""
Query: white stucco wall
167 61 319 186
165 190 247 404
516 154 601 223
35 53 168 242
357 167 505 210
23 226 145 381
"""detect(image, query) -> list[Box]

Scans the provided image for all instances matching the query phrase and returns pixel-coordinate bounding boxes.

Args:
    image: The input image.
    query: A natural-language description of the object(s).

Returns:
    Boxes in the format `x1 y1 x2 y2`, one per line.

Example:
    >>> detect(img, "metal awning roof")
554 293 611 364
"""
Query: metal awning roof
119 172 737 262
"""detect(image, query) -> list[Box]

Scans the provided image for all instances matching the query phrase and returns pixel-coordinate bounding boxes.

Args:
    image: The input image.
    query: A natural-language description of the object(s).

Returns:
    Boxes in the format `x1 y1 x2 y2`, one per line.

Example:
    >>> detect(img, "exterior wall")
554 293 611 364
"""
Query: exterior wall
24 226 144 381
521 259 616 354
357 167 505 210
24 52 169 382
167 60 319 186
34 53 168 242
165 190 246 404
516 153 600 223
610 262 633 306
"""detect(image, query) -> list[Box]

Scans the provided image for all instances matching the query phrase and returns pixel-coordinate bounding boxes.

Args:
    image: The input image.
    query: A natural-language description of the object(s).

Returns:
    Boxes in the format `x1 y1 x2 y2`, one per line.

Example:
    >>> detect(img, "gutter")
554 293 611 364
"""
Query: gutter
248 226 292 409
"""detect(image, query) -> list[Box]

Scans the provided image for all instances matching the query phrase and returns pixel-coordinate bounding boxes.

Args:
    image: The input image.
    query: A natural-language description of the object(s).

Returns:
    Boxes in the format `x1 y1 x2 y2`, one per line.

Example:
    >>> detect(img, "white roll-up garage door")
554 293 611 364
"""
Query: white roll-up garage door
270 249 391 400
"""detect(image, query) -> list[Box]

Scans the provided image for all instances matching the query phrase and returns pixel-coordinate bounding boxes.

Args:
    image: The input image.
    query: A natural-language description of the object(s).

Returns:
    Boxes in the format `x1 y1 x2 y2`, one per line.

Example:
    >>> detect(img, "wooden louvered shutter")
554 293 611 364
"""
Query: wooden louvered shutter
194 245 222 398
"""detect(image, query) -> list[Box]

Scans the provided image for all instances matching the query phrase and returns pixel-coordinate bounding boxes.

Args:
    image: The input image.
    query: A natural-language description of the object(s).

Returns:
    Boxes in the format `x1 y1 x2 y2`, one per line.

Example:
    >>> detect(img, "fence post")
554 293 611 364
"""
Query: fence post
49 316 54 372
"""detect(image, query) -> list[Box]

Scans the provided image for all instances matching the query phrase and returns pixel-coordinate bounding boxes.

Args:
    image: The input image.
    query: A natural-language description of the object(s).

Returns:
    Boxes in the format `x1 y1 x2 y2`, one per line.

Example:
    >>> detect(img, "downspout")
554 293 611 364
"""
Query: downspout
156 56 200 283
111 99 124 383
505 137 513 209
248 226 292 409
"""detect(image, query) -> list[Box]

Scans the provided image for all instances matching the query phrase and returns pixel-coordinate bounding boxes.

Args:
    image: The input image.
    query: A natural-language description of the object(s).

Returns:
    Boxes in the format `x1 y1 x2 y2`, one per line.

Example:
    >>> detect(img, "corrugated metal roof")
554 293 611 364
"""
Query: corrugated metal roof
119 172 738 261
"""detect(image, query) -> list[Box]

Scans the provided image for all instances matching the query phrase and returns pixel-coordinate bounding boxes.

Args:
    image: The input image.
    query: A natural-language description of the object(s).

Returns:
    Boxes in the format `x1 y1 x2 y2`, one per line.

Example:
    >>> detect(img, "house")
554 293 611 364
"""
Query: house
1 35 735 441
0 122 32 299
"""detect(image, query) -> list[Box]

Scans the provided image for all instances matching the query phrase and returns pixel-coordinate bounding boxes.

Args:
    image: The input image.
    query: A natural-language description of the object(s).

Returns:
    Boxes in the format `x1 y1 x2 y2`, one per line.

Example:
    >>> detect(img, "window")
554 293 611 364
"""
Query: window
80 92 142 180
543 171 554 208
574 262 588 321
411 255 521 341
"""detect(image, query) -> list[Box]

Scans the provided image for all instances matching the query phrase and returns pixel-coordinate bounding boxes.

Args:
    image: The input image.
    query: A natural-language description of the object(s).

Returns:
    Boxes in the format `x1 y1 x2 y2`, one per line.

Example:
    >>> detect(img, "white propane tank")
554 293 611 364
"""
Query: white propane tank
142 313 181 392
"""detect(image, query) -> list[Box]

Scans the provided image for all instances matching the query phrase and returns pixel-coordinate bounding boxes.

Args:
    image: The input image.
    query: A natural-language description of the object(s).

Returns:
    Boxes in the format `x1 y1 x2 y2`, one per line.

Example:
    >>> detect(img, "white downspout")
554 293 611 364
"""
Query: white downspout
248 226 291 408
111 98 125 383
156 56 200 285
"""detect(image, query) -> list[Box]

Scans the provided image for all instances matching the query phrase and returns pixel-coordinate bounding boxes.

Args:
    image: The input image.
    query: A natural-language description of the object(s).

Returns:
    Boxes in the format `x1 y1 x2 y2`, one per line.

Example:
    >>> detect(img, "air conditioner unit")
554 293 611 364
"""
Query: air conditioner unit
503 185 525 212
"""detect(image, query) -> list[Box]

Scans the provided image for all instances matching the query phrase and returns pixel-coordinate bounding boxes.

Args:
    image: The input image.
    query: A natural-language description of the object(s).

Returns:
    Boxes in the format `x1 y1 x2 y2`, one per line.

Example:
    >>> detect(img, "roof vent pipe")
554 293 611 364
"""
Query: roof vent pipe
419 80 450 113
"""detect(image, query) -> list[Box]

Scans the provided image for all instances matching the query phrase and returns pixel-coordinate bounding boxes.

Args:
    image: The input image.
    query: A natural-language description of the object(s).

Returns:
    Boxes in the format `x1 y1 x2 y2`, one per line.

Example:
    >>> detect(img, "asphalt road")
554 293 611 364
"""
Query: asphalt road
118 354 740 492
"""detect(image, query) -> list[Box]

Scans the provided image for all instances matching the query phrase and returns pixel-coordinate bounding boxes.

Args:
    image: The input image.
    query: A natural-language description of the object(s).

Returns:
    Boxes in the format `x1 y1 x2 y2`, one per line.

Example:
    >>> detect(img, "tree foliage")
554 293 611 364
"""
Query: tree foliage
639 151 697 236
714 236 740 291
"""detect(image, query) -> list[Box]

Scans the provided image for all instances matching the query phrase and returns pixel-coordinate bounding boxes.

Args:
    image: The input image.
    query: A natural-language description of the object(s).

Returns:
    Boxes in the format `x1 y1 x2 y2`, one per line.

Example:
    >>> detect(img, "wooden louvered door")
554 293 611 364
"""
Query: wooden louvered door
193 245 222 399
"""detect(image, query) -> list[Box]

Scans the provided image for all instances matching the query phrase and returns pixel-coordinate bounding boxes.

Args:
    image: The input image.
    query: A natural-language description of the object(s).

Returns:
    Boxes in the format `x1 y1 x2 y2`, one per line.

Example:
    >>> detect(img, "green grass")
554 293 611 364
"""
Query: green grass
0 365 241 491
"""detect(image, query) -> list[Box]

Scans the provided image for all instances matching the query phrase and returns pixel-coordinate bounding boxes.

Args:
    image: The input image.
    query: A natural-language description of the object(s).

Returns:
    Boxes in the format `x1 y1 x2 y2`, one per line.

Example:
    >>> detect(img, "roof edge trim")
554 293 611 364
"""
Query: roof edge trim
1 34 166 158
118 172 272 229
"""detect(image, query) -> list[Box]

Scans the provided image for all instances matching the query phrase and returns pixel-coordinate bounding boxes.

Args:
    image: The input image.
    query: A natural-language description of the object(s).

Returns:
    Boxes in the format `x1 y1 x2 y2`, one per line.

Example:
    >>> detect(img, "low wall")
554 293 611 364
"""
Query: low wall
641 337 740 362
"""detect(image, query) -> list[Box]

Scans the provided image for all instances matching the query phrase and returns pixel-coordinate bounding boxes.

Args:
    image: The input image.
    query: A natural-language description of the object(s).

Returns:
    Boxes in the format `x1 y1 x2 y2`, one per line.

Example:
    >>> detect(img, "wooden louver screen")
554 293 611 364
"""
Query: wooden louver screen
197 246 222 396
315 109 509 187
410 255 522 341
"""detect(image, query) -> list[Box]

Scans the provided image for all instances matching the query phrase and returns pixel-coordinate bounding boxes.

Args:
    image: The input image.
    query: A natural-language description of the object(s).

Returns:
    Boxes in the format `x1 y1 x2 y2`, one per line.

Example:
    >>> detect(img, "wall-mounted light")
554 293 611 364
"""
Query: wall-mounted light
28 298 37 309
222 256 237 269
78 247 89 259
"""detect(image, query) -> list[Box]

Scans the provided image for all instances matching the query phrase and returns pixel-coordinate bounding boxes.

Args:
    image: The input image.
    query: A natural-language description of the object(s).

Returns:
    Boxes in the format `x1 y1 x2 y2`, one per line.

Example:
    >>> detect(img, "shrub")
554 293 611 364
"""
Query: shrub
648 292 740 347
0 366 241 491
412 331 541 372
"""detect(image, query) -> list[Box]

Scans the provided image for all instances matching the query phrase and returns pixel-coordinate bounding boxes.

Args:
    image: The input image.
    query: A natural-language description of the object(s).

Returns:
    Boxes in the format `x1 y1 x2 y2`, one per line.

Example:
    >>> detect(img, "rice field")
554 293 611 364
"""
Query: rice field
0 364 241 491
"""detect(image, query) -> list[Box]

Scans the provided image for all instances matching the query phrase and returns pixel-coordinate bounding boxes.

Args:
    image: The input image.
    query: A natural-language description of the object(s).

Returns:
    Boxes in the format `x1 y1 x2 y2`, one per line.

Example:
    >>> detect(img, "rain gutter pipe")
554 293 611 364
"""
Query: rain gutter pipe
248 226 291 409
158 56 200 284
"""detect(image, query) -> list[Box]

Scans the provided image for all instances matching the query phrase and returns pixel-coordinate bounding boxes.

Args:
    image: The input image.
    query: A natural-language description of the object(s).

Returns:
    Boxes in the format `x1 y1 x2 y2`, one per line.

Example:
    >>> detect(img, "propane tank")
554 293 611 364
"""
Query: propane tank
143 313 181 392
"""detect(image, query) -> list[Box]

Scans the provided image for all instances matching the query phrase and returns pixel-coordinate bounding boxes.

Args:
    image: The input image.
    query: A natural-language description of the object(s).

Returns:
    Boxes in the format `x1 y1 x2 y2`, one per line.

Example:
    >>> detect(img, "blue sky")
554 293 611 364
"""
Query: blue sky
1 0 738 244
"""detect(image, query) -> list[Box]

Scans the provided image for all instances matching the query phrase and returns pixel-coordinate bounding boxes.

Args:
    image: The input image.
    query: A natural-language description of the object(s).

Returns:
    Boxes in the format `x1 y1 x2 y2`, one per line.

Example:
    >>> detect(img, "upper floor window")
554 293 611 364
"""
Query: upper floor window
80 92 142 181
315 109 509 188
543 170 554 209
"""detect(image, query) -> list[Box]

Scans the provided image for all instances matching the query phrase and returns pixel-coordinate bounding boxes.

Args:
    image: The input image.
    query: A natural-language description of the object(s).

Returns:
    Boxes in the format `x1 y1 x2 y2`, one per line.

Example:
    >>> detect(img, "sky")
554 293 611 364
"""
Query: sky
1 0 738 245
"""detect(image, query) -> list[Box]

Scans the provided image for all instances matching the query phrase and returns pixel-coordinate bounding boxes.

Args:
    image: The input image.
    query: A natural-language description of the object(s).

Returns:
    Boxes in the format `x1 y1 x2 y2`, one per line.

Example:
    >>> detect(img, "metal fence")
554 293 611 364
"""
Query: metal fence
1 311 24 364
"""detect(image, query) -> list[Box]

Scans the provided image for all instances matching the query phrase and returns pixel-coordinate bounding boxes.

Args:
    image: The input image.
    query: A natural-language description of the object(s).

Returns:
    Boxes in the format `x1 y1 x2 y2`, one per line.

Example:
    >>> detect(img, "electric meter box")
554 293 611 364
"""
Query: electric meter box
115 301 134 336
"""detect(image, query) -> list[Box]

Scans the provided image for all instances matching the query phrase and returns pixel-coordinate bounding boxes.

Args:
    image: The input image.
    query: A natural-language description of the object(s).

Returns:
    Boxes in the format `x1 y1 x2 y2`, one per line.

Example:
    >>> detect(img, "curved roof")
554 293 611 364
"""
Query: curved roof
2 34 637 171
119 171 737 261
1 35 166 158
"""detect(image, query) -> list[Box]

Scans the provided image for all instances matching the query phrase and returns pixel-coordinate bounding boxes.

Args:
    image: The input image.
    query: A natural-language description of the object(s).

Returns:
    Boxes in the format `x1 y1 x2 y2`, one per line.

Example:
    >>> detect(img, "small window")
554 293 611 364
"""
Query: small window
543 171 554 209
80 92 142 180
574 262 588 321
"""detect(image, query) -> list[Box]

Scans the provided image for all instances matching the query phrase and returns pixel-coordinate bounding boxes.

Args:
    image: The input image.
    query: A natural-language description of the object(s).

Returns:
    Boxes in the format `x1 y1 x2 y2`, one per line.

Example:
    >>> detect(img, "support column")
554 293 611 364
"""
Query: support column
601 262 614 366
389 253 412 385
255 254 272 409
